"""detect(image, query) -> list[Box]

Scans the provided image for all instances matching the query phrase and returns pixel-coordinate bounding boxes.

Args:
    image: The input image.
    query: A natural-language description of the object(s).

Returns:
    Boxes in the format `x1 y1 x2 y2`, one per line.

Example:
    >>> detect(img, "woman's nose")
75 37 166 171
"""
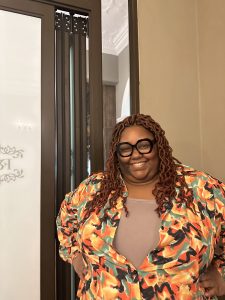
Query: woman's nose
131 147 142 158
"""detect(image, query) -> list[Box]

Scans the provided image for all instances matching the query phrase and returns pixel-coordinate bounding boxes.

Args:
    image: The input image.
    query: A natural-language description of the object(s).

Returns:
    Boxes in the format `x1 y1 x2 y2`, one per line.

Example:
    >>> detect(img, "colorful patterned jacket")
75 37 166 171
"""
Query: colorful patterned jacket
56 165 225 299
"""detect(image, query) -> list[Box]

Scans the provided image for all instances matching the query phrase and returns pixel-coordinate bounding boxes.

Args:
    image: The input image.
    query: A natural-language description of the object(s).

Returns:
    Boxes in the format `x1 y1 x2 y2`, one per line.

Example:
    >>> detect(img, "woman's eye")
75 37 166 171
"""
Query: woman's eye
139 142 149 149
121 146 131 152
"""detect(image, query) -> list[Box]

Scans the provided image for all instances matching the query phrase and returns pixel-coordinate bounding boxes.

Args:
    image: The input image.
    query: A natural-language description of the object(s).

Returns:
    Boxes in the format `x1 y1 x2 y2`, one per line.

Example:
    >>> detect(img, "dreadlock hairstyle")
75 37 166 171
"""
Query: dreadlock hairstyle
85 113 194 219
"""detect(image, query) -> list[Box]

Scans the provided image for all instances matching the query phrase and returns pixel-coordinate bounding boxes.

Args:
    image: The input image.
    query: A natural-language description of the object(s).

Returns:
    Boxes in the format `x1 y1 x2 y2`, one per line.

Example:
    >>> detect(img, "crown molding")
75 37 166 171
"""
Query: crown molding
113 23 128 55
101 0 128 56
102 21 128 55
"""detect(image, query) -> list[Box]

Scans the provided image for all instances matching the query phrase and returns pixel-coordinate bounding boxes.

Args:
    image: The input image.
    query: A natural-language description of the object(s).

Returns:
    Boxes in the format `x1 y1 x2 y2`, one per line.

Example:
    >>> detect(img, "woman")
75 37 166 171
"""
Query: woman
57 113 225 299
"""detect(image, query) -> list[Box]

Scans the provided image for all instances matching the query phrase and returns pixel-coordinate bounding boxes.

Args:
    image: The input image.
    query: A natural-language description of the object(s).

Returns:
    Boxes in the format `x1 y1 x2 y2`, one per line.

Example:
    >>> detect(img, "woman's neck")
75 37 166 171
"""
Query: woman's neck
124 177 158 200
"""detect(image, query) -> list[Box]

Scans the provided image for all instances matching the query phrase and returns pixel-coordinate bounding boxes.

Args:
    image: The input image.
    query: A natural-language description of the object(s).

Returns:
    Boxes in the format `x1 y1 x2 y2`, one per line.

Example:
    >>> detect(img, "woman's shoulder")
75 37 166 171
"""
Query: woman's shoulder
81 171 105 189
176 163 222 182
67 172 105 198
62 172 106 211
176 163 225 200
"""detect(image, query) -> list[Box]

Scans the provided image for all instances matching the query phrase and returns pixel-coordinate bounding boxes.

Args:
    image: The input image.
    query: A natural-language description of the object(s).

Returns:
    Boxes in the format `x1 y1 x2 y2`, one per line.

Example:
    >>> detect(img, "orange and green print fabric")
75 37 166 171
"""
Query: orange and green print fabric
56 165 225 300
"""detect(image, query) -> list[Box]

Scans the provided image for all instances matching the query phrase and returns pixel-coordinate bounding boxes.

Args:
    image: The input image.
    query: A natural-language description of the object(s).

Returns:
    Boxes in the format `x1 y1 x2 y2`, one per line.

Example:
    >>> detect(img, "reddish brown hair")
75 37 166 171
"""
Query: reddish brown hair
85 113 193 217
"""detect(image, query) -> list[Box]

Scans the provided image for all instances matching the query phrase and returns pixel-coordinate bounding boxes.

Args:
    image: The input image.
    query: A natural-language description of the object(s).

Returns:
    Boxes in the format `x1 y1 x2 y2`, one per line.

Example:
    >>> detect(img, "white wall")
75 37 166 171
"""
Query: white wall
138 0 225 181
102 52 118 85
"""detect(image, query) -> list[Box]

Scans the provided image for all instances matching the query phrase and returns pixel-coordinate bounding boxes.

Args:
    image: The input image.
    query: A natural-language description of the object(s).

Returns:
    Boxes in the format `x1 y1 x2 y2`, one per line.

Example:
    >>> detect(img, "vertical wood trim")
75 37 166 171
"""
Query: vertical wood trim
64 32 71 193
40 5 56 300
73 33 82 186
88 2 103 172
128 0 140 114
56 29 64 207
80 35 88 179
55 28 72 300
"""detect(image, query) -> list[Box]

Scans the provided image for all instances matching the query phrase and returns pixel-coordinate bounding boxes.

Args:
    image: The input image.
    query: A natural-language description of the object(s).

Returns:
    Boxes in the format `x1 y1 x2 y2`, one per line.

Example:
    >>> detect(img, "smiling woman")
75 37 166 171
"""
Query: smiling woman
57 113 225 299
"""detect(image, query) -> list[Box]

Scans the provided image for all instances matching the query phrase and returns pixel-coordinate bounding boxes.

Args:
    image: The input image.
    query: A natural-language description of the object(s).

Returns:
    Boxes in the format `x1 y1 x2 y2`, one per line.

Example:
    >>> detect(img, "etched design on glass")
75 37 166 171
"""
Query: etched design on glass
0 145 24 184
0 145 24 158
0 169 24 184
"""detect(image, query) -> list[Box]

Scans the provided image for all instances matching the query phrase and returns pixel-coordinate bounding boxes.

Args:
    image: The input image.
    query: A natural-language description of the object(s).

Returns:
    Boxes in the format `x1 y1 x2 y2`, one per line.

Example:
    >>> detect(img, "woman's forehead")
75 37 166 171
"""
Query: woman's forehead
119 125 154 142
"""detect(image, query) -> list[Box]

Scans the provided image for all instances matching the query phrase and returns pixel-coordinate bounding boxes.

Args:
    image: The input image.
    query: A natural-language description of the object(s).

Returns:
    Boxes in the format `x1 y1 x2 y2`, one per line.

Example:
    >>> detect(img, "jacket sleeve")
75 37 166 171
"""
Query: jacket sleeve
56 187 83 264
213 181 225 279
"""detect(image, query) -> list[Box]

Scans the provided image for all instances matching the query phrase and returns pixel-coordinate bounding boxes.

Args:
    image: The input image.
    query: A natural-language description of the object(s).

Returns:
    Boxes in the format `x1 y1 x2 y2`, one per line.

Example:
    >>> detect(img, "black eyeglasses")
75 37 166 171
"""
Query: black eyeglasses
116 138 156 157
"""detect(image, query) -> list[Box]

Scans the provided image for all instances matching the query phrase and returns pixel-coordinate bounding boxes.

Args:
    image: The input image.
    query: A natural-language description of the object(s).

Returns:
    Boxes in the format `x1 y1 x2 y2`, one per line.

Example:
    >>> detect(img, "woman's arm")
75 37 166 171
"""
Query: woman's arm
56 189 82 263
200 181 225 297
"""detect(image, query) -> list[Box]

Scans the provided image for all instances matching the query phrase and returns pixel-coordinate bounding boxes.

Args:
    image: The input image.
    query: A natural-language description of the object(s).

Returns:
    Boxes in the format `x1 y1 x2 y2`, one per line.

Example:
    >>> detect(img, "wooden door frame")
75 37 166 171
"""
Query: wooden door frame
128 0 140 114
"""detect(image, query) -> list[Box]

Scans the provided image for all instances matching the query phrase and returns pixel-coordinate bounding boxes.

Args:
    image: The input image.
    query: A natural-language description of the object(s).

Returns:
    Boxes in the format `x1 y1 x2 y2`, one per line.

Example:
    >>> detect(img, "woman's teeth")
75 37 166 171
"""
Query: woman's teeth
132 162 145 168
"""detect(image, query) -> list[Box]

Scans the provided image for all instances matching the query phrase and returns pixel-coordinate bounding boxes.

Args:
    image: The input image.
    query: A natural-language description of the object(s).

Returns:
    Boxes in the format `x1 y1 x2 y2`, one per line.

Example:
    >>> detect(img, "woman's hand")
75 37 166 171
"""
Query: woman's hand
199 264 225 297
72 252 87 280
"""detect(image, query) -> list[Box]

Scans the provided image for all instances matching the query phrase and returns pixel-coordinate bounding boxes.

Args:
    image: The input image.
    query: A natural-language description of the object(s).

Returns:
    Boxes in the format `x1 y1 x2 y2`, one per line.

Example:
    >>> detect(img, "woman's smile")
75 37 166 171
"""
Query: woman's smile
130 161 147 169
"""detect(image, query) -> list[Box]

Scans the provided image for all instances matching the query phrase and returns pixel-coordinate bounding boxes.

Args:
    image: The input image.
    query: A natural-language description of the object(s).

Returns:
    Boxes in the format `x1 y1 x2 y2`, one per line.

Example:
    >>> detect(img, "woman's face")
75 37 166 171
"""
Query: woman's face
117 125 160 185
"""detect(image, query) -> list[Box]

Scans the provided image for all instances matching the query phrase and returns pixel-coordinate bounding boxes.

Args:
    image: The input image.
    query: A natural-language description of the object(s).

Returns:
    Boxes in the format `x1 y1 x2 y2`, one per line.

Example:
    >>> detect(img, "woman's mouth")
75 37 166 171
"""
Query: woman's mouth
131 162 146 169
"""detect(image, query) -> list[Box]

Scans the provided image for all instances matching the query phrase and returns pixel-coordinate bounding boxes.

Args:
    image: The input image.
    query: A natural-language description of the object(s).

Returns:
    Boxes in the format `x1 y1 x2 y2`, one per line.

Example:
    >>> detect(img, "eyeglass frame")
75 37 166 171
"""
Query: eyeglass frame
116 138 156 157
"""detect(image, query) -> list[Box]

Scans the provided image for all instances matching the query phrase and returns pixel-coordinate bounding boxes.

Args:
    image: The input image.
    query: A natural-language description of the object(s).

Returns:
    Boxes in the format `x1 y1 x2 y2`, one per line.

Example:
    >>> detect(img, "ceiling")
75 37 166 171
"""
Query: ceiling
101 0 128 56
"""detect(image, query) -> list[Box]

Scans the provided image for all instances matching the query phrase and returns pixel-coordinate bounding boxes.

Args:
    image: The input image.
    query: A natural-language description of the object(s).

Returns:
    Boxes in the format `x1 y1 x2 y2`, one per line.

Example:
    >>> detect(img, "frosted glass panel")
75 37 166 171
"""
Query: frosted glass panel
0 10 41 300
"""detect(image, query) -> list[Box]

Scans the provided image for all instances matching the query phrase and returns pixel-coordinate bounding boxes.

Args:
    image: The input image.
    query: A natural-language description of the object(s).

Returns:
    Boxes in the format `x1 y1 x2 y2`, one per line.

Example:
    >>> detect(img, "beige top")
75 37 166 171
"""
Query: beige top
113 198 161 268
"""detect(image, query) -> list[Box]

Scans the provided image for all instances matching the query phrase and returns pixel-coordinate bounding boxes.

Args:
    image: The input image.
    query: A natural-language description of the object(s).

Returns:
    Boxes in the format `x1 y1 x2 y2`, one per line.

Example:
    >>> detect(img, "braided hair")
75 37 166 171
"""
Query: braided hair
85 113 193 218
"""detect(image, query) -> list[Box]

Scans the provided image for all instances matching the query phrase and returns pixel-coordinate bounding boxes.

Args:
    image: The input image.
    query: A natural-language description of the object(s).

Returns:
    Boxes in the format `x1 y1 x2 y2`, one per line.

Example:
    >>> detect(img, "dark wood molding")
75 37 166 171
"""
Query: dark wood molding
55 25 72 300
40 5 55 300
34 0 99 13
128 0 140 114
88 1 104 172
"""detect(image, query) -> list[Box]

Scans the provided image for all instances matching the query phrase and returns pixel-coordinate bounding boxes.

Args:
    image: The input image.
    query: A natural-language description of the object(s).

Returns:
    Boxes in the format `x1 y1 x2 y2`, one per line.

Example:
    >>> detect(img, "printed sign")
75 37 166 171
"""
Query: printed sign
0 145 24 184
